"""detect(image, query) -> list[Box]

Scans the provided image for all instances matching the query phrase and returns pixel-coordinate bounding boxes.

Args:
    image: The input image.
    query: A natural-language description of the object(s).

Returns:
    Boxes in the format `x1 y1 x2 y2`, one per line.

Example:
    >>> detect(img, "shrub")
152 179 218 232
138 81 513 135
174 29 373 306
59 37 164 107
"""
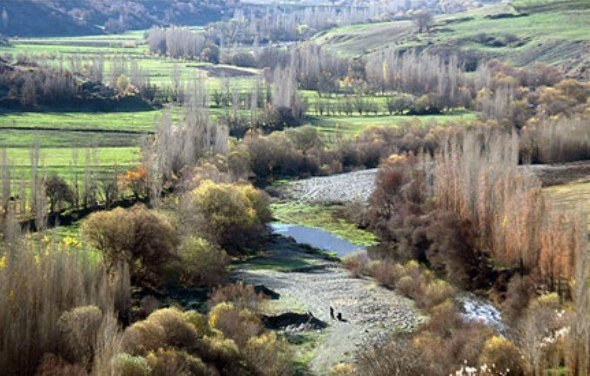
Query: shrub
199 335 242 374
56 305 103 364
396 275 419 298
145 349 212 376
208 303 263 347
342 252 369 278
244 132 317 185
422 300 464 337
369 260 396 287
357 334 424 376
244 332 293 376
35 354 88 376
178 236 229 287
111 353 151 376
330 362 356 376
478 336 524 375
121 320 167 356
208 282 265 311
147 308 200 349
183 311 212 338
82 205 179 287
415 280 455 311
190 180 270 252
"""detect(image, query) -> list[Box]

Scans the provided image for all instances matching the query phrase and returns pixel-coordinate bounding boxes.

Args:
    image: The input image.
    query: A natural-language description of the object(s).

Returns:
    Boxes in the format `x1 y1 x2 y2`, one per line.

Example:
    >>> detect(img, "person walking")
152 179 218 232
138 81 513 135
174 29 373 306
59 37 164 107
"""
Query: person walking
330 305 335 320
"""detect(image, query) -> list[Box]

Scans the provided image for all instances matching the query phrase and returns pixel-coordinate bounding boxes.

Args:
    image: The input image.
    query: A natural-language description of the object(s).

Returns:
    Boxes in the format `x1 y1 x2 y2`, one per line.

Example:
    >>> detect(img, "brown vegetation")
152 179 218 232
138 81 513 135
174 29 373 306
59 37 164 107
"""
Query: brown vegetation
82 205 179 288
0 241 130 373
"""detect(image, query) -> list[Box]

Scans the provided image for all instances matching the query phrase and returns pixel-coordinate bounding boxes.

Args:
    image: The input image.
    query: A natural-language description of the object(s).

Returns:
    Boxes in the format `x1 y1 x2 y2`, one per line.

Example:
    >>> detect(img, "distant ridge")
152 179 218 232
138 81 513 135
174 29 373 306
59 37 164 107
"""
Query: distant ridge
0 0 225 37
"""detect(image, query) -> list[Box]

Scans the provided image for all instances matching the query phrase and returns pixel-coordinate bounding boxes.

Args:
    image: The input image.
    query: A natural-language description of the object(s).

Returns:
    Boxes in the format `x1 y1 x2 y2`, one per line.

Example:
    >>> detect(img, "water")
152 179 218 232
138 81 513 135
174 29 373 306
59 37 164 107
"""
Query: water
456 293 505 333
270 223 363 257
271 223 505 332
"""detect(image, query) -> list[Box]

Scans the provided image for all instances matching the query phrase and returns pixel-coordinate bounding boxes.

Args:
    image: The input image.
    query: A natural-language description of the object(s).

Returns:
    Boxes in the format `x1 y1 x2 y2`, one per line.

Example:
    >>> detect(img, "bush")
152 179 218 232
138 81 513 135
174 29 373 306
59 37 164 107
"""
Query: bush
357 334 424 376
111 353 151 376
478 336 524 375
121 320 167 356
330 362 356 375
35 354 88 376
396 275 418 298
147 308 200 349
208 303 263 347
342 252 369 278
56 305 103 364
183 311 212 338
82 205 179 287
208 282 265 311
178 236 229 287
190 180 270 252
415 280 455 311
244 332 293 376
199 335 242 371
369 260 396 287
145 349 213 376
244 132 318 185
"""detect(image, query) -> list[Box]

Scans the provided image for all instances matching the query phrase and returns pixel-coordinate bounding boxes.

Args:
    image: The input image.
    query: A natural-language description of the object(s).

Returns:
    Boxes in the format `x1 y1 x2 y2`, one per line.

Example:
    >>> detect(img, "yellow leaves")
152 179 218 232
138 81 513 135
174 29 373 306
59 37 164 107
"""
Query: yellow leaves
208 302 234 329
0 256 6 270
502 215 509 228
61 235 81 249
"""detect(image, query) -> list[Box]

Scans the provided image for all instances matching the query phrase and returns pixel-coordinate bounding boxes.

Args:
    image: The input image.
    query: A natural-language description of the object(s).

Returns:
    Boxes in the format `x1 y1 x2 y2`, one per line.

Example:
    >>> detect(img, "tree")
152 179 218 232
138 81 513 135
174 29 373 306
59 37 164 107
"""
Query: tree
45 175 75 213
178 236 229 287
119 166 148 200
189 180 270 252
413 10 433 33
82 205 179 287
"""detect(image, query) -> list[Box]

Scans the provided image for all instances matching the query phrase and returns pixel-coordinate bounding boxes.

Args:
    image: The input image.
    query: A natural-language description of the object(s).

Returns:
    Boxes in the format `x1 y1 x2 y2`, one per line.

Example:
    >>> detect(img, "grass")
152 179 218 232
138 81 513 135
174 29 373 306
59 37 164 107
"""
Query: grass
271 201 377 247
289 331 326 376
544 181 590 230
235 254 320 272
307 110 475 139
313 1 590 68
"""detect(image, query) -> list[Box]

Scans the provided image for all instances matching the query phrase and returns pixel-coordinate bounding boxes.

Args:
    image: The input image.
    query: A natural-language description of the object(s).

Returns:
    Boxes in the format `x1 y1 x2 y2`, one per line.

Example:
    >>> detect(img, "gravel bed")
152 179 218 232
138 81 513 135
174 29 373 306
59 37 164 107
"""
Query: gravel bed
281 169 378 203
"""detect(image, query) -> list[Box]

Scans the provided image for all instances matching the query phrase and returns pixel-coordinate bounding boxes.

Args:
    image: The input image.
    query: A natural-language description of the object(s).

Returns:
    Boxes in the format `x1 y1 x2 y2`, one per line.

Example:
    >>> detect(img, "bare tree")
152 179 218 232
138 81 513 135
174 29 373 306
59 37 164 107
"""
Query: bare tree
413 10 434 33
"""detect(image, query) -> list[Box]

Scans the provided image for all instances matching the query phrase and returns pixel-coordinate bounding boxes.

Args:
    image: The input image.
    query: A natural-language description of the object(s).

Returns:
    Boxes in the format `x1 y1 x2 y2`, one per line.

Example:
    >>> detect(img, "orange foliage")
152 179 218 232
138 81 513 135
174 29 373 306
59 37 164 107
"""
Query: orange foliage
119 167 148 199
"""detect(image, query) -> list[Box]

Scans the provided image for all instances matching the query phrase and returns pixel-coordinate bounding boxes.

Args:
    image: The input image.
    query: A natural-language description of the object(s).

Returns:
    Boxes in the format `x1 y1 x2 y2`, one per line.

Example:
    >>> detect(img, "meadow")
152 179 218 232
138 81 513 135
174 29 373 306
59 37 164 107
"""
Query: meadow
313 0 590 69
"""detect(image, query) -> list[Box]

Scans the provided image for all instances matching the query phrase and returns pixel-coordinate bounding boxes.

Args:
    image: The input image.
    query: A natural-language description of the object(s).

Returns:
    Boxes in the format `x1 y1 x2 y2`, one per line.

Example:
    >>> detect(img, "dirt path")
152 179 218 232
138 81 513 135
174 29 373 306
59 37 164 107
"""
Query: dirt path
233 237 423 375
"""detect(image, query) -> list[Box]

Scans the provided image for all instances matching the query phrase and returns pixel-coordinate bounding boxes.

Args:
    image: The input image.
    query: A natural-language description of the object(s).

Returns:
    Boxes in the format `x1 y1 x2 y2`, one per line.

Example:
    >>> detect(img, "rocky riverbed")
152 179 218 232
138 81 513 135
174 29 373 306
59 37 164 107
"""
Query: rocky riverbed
233 237 424 375
280 169 378 204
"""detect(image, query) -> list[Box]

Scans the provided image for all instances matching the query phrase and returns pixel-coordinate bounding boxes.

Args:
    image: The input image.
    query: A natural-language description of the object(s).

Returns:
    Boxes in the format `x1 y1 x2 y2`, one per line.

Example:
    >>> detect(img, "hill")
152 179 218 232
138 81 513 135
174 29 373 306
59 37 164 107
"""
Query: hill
0 0 225 37
312 0 590 79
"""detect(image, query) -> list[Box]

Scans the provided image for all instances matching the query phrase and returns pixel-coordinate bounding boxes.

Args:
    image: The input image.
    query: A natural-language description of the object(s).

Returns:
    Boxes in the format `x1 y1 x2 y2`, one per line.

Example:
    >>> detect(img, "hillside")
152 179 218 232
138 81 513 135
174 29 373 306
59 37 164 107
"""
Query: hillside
0 0 225 37
313 0 590 79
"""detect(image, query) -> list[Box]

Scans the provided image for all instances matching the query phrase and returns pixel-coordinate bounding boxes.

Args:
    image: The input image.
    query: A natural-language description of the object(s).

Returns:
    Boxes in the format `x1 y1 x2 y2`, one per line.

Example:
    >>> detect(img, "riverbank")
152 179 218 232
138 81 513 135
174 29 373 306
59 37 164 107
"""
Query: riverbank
233 235 424 375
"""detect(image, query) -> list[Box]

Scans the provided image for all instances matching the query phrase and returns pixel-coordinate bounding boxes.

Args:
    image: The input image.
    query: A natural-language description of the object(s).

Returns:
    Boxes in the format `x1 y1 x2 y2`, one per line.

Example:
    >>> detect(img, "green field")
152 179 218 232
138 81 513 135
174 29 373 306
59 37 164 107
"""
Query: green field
313 0 590 69
0 26 479 182
307 110 475 138
0 30 258 178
